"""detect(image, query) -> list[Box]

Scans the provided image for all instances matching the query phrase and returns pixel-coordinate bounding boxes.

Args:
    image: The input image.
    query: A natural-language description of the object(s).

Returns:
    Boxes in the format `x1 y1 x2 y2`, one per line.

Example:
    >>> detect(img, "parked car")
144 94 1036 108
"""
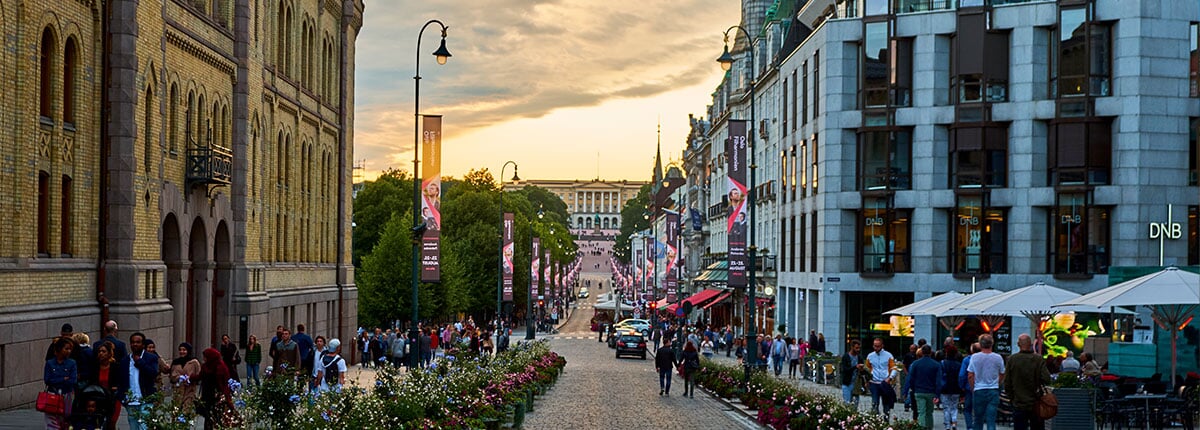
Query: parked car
614 318 651 335
608 327 637 348
615 332 647 359
578 287 589 298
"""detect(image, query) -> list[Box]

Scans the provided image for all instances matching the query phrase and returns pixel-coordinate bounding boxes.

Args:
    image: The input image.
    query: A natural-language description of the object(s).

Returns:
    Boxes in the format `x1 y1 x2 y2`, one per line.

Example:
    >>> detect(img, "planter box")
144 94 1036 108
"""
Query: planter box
1050 387 1094 430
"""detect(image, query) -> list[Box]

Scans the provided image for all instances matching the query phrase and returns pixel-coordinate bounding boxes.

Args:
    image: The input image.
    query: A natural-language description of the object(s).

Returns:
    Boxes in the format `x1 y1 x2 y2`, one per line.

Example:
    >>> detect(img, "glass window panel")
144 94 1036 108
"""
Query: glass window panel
864 23 890 107
984 208 1007 273
1189 206 1198 266
862 198 889 273
894 131 912 189
1053 193 1087 274
862 131 890 190
956 195 985 273
1059 8 1088 97
1190 118 1198 186
1191 23 1198 97
865 0 889 16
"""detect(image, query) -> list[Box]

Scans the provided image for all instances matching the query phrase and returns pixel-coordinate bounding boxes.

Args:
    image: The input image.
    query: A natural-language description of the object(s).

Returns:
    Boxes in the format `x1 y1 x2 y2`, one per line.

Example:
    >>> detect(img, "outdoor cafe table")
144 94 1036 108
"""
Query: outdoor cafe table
1123 393 1168 430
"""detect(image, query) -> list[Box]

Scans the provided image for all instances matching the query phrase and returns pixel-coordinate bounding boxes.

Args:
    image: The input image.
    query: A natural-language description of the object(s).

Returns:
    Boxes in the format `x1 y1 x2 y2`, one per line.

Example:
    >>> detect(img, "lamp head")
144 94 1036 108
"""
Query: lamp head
511 165 520 181
717 45 734 71
433 37 452 66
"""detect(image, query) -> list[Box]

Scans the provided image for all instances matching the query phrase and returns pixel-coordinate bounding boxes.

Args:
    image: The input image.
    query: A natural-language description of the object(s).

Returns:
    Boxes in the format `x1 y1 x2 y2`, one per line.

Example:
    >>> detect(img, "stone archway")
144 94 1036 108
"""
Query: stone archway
188 217 213 348
212 220 233 345
162 214 185 349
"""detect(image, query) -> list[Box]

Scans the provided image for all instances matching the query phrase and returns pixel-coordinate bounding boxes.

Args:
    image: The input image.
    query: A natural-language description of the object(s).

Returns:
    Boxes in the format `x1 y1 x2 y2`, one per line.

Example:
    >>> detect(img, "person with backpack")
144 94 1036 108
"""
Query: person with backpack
679 341 701 398
939 345 963 430
314 339 346 393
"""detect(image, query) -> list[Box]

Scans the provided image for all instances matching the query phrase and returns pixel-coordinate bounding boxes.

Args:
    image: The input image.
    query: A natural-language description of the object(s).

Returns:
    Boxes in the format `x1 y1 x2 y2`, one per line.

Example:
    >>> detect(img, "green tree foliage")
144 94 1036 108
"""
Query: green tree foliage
357 210 437 328
613 184 652 263
351 169 412 267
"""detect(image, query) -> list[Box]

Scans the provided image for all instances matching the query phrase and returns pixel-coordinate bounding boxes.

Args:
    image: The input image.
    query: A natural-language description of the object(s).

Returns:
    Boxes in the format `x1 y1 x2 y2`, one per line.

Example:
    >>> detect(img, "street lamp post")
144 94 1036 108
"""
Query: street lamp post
410 19 452 369
717 25 757 386
498 161 520 326
527 207 544 340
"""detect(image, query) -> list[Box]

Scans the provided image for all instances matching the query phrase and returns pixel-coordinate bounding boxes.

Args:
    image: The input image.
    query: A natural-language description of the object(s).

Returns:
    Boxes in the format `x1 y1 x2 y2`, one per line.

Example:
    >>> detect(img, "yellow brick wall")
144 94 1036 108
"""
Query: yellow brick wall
0 270 94 307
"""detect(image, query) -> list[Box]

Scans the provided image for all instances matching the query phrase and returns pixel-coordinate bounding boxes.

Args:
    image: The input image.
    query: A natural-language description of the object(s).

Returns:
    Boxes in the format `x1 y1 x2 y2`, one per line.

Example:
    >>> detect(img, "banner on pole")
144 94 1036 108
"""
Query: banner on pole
420 116 443 282
531 237 540 300
726 119 748 288
665 211 679 302
502 213 514 301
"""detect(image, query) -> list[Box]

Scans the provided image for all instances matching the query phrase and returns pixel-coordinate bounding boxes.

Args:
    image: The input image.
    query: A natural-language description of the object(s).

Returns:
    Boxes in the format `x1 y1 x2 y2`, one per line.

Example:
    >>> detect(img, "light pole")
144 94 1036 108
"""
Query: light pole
527 207 544 340
717 25 757 385
498 161 520 326
410 19 452 369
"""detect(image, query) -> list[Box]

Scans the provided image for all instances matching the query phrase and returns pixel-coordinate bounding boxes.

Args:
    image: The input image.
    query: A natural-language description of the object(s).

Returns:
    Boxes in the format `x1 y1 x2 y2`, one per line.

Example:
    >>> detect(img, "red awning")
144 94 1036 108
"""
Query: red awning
665 303 678 313
702 291 733 309
682 289 723 307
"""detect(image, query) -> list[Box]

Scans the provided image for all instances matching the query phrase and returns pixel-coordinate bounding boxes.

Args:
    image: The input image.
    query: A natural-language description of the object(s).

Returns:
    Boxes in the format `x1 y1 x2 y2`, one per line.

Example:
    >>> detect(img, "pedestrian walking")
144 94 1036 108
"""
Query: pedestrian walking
904 345 942 429
169 342 201 410
939 345 963 430
700 337 714 359
43 337 77 429
787 337 801 379
680 341 701 398
292 325 314 379
244 335 262 386
114 333 160 430
197 348 232 430
841 339 863 405
1004 334 1051 430
314 339 346 393
967 334 1005 430
219 335 241 382
723 329 735 358
655 339 676 396
959 342 981 430
865 337 899 419
272 329 300 372
771 335 787 377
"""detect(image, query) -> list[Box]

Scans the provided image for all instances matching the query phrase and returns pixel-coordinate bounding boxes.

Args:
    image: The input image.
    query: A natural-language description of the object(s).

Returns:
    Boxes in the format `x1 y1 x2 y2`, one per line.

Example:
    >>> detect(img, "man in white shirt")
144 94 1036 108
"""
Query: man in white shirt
967 334 1005 430
315 339 347 393
864 337 899 419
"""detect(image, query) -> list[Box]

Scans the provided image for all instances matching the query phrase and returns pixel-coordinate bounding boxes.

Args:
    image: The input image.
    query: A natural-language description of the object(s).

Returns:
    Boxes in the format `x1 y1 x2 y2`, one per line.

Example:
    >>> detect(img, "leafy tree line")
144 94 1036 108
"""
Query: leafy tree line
353 168 576 329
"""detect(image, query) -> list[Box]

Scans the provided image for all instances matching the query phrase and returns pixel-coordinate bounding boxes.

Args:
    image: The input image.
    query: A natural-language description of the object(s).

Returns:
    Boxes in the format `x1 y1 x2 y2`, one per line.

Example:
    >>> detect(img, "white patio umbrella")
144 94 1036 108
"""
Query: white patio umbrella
1055 267 1200 389
884 291 965 316
914 289 1004 334
942 281 1133 338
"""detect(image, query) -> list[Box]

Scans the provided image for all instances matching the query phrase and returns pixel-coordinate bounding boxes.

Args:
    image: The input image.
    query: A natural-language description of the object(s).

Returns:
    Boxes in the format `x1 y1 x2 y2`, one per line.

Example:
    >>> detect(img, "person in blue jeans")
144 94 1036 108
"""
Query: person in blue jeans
771 335 787 376
959 342 980 430
967 335 1005 430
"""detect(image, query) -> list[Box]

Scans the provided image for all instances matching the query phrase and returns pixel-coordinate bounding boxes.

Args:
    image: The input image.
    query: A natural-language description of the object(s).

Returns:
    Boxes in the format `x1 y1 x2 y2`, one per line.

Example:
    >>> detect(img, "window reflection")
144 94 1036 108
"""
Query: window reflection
861 197 910 274
954 195 1006 274
1054 7 1109 97
860 130 912 190
864 22 890 107
1051 192 1109 275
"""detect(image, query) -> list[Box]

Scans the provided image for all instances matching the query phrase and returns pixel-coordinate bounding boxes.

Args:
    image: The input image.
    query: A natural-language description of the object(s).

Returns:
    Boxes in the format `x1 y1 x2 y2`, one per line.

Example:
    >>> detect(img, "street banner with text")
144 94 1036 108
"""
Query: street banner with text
531 237 540 300
420 115 443 282
543 250 551 298
726 120 748 288
502 213 514 301
665 211 679 302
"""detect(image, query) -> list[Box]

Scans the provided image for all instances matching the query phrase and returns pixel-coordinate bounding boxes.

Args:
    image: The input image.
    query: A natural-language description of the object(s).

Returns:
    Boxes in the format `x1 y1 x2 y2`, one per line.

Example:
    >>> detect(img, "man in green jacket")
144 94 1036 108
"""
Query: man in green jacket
1004 334 1052 430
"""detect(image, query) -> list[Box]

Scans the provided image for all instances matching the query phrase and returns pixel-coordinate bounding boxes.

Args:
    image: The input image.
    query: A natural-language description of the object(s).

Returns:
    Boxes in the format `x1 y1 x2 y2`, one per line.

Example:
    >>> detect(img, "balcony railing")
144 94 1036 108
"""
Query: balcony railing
187 145 233 187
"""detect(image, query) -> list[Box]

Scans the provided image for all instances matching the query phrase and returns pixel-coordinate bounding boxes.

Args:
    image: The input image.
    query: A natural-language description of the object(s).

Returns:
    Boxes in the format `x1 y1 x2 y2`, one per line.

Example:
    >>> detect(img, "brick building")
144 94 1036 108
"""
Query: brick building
0 0 362 409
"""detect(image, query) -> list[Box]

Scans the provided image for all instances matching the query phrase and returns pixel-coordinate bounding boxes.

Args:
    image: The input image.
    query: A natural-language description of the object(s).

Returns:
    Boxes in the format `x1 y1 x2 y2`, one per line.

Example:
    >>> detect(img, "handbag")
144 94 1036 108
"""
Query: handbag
1035 386 1059 420
36 391 66 415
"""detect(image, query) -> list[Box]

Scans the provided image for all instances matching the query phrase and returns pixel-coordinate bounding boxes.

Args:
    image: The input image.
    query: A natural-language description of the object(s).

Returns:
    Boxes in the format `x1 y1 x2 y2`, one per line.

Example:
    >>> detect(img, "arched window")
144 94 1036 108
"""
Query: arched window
186 91 195 149
210 101 219 145
61 175 72 255
276 1 287 74
144 87 154 172
197 93 207 144
169 84 179 153
63 38 77 124
39 28 55 119
37 171 50 255
221 104 229 148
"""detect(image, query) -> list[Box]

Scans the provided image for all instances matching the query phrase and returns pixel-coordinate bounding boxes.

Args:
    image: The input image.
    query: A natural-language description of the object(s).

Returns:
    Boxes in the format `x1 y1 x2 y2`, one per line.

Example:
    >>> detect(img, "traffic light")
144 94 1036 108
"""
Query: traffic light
649 301 657 312
537 299 544 308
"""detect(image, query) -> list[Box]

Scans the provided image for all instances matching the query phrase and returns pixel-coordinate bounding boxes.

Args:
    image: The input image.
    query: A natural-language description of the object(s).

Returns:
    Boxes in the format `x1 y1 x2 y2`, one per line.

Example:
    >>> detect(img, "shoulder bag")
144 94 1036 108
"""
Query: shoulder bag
1035 386 1059 420
36 390 66 415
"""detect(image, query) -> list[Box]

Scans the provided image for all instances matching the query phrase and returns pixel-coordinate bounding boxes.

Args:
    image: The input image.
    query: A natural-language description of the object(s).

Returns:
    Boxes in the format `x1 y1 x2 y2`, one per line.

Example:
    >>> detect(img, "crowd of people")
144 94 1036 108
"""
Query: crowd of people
351 317 513 370
831 333 1109 430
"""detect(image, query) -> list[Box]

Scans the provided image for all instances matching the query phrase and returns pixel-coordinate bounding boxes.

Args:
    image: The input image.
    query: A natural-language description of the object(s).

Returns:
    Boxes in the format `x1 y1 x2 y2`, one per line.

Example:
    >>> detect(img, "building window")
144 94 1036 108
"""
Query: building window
169 85 179 154
864 0 889 16
800 139 808 198
782 77 788 135
790 216 797 272
953 194 1006 275
1190 118 1198 186
1189 206 1198 266
798 214 807 272
780 150 788 203
863 22 889 108
779 218 787 272
813 51 820 117
63 38 77 125
860 197 910 274
1185 205 1195 265
1052 5 1111 98
1190 23 1198 97
811 134 819 195
809 211 817 272
951 126 1008 188
1050 192 1109 276
40 28 55 120
801 62 808 126
144 88 154 173
38 171 50 255
791 70 798 130
61 175 72 256
1048 119 1111 186
859 129 912 190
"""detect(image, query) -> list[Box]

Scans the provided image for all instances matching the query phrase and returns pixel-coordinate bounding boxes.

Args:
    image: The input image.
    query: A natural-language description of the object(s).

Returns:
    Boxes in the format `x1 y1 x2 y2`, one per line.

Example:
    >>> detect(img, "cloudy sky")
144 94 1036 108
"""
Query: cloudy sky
353 1 740 182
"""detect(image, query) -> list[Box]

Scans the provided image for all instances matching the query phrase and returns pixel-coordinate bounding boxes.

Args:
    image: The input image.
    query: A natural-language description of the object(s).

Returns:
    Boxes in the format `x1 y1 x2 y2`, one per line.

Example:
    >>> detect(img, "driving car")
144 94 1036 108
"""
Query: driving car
614 318 651 335
607 327 637 348
614 332 647 359
578 287 589 298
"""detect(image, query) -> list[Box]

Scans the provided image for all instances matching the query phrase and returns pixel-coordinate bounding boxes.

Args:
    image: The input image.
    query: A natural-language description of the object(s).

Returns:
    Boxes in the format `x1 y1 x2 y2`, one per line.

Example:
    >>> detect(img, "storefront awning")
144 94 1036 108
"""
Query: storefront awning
682 288 723 307
694 269 728 283
702 290 733 309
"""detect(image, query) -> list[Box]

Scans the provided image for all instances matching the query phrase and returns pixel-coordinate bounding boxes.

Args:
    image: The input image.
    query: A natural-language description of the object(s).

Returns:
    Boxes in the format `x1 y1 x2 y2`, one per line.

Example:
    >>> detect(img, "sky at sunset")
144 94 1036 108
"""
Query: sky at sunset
353 1 740 182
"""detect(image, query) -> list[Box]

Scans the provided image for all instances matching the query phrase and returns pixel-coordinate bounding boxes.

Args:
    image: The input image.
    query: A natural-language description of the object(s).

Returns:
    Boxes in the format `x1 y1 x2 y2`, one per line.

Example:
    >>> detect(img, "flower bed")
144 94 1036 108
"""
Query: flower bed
143 340 565 429
693 360 922 430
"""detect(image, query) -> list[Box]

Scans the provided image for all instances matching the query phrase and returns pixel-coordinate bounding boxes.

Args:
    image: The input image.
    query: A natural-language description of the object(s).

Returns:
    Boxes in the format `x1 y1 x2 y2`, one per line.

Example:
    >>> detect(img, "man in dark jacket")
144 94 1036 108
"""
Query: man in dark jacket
904 345 943 429
292 324 315 378
655 339 676 396
113 332 160 430
418 328 433 367
1004 334 1052 430
841 339 864 405
94 320 128 361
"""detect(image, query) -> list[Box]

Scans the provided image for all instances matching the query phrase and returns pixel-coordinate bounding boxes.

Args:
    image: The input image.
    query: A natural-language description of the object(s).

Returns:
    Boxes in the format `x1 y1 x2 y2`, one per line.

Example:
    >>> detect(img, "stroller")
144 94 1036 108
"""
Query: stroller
68 384 114 430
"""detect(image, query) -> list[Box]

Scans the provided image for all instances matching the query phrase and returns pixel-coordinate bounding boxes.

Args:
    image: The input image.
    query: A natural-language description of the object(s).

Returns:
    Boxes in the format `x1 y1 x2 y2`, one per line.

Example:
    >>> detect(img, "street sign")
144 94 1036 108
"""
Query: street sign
675 307 684 317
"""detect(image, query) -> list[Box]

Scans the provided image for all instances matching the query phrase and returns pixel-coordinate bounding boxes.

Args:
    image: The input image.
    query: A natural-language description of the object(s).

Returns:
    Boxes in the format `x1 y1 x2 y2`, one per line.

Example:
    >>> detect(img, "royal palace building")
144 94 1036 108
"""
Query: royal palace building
506 179 648 236
0 0 362 409
684 0 1199 375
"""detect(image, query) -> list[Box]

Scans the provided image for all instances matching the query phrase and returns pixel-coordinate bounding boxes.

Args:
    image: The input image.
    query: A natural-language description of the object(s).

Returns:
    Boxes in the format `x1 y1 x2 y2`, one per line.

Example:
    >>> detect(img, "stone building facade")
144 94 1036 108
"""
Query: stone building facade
0 0 362 409
505 179 648 235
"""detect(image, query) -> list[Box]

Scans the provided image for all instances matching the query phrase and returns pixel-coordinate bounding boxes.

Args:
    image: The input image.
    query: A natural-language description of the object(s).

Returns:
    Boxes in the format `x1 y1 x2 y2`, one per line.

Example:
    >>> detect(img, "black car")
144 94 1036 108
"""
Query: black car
615 333 647 359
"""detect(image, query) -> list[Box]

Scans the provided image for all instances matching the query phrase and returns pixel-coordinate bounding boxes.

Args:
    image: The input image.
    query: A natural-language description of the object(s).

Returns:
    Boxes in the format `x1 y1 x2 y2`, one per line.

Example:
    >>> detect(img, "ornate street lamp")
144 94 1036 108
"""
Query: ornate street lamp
498 161 520 325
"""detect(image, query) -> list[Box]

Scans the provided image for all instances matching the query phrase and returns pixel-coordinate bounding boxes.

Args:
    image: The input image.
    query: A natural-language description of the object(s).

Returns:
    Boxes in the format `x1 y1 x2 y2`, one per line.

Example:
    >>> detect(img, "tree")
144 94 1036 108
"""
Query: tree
352 169 412 267
613 184 651 263
357 210 438 328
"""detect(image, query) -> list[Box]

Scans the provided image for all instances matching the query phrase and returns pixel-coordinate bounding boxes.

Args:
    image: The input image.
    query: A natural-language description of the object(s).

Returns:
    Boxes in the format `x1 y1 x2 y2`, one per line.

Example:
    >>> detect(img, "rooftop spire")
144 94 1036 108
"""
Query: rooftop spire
653 119 663 186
